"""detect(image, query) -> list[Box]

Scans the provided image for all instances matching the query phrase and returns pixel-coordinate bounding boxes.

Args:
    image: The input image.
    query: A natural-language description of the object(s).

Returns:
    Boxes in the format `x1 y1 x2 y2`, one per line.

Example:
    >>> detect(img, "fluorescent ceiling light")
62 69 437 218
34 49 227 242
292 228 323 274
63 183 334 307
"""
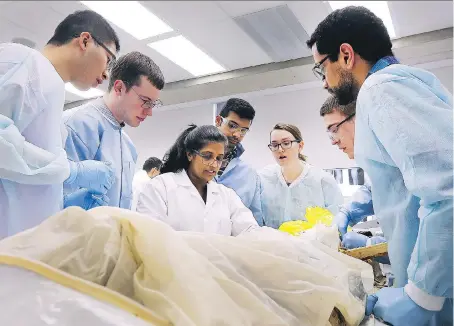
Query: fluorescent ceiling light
148 36 225 77
65 83 104 99
328 1 396 38
80 1 172 40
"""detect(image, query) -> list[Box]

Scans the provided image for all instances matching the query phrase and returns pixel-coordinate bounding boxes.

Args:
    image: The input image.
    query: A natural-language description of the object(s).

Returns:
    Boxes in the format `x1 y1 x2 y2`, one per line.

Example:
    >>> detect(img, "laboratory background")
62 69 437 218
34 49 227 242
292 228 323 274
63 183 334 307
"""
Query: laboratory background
56 0 453 198
0 1 452 326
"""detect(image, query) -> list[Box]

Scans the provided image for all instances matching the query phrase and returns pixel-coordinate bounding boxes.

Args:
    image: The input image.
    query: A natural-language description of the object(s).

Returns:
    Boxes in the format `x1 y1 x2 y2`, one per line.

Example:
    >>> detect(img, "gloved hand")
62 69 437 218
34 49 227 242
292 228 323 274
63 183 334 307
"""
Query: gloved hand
365 287 436 326
64 188 109 210
341 231 368 249
334 211 349 238
65 160 115 194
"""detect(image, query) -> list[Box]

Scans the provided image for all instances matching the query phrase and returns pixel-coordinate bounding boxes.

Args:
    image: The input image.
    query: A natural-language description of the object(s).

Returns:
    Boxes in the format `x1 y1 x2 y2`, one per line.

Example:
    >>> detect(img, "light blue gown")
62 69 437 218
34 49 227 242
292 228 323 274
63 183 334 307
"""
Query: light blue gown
63 98 137 209
259 163 344 229
355 59 453 322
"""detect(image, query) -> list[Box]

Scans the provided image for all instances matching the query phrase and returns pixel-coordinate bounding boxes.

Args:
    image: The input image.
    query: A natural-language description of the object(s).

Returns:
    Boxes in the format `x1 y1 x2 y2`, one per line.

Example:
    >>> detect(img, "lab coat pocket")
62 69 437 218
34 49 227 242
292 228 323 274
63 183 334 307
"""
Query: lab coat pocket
215 204 233 235
218 215 233 235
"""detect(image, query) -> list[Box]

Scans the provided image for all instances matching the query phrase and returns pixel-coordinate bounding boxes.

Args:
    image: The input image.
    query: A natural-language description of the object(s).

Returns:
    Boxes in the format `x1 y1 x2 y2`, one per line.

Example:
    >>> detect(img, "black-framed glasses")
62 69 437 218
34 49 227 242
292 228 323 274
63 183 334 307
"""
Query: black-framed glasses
91 34 117 66
327 113 356 141
193 151 224 166
220 117 249 136
312 55 330 81
130 87 163 109
268 140 300 152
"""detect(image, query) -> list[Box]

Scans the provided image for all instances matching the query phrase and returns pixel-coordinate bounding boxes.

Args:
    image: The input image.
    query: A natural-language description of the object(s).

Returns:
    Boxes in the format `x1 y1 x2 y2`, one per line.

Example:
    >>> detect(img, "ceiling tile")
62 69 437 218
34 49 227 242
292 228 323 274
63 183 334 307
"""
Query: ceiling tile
0 1 64 46
287 1 332 36
389 1 453 38
142 1 230 30
176 18 272 71
217 1 286 17
41 1 90 16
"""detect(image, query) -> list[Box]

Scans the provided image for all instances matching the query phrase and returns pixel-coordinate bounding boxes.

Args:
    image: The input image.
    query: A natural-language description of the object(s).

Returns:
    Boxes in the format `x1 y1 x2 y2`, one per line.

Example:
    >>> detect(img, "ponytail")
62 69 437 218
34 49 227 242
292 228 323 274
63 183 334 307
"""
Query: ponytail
160 124 228 174
298 153 308 162
160 124 197 174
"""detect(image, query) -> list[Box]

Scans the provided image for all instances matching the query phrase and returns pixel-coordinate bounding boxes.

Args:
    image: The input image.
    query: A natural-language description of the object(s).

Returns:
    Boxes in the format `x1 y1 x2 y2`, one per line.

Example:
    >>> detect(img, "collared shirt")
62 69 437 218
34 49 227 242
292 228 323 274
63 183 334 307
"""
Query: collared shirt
217 146 238 177
63 98 137 209
366 56 400 77
135 169 260 236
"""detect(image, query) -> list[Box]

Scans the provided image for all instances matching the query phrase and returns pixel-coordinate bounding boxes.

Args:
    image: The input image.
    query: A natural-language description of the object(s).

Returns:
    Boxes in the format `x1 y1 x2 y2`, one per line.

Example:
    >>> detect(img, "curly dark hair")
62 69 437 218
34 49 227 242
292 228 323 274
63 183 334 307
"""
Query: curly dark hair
307 6 394 64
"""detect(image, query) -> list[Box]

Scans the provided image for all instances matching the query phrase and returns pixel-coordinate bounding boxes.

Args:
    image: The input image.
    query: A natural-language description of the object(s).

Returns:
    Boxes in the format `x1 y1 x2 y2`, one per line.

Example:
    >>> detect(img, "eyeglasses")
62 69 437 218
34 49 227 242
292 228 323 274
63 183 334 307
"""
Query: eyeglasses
327 113 355 141
91 34 117 67
193 151 224 166
130 87 163 109
220 117 250 136
268 140 300 152
312 55 330 81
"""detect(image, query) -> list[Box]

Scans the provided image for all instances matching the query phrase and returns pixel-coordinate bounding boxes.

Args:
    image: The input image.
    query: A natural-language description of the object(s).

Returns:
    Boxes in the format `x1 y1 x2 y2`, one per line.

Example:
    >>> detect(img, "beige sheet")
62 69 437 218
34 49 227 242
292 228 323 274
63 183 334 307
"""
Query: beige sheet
0 206 373 326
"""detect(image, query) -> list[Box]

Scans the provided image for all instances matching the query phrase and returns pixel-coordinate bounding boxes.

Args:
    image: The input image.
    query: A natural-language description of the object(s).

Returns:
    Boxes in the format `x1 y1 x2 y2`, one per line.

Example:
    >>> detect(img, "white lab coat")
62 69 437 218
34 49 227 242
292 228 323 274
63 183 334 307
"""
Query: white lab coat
131 170 151 211
136 170 260 236
0 43 68 239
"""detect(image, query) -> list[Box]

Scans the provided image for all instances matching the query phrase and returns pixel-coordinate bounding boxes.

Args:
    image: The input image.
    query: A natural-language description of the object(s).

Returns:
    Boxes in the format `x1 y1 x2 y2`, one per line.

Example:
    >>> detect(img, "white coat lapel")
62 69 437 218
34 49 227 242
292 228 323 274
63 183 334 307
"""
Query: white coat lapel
205 181 220 213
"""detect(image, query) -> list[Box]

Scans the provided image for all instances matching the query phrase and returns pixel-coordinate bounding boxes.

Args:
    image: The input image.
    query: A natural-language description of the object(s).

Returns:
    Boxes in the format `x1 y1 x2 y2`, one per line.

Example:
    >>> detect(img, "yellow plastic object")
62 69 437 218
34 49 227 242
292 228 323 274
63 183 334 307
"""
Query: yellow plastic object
278 220 309 236
279 206 333 236
278 206 353 236
305 206 334 227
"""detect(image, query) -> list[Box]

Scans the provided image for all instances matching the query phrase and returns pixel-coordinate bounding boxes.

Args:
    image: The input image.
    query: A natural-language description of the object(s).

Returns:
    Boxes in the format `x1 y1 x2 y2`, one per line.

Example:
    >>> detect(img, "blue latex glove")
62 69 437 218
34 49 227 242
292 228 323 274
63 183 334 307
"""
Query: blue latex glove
64 188 109 210
334 211 349 238
341 231 368 249
365 287 436 326
65 160 115 194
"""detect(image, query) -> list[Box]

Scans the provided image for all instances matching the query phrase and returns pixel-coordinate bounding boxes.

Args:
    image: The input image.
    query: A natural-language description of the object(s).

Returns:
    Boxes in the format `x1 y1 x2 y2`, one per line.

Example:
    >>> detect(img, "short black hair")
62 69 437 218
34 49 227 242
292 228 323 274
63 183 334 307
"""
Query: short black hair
108 51 165 91
160 124 227 174
47 10 120 53
307 6 393 64
142 157 162 172
219 98 256 121
320 95 356 117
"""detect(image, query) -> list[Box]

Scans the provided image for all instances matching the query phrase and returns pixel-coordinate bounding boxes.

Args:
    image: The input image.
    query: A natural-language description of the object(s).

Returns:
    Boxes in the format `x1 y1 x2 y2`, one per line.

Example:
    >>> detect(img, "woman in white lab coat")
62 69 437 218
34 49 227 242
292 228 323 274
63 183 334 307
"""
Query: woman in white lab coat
259 123 344 229
136 124 260 236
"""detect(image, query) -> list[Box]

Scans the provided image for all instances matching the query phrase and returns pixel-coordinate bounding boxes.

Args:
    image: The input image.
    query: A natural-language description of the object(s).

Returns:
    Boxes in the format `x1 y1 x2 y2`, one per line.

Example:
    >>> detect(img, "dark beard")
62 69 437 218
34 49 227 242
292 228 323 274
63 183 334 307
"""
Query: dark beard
328 70 360 105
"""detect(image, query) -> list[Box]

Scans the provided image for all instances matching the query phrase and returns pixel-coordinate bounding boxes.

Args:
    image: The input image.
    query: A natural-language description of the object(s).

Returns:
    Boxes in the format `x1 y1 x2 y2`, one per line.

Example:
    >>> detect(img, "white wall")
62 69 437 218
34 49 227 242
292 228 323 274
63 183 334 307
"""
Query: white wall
239 86 354 170
127 65 453 172
126 103 213 171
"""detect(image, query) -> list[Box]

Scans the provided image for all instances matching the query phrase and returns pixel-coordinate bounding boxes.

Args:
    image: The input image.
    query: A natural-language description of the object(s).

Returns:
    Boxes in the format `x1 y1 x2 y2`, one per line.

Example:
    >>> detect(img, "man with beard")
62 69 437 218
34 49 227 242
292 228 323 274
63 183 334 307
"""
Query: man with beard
214 98 264 226
308 6 453 326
